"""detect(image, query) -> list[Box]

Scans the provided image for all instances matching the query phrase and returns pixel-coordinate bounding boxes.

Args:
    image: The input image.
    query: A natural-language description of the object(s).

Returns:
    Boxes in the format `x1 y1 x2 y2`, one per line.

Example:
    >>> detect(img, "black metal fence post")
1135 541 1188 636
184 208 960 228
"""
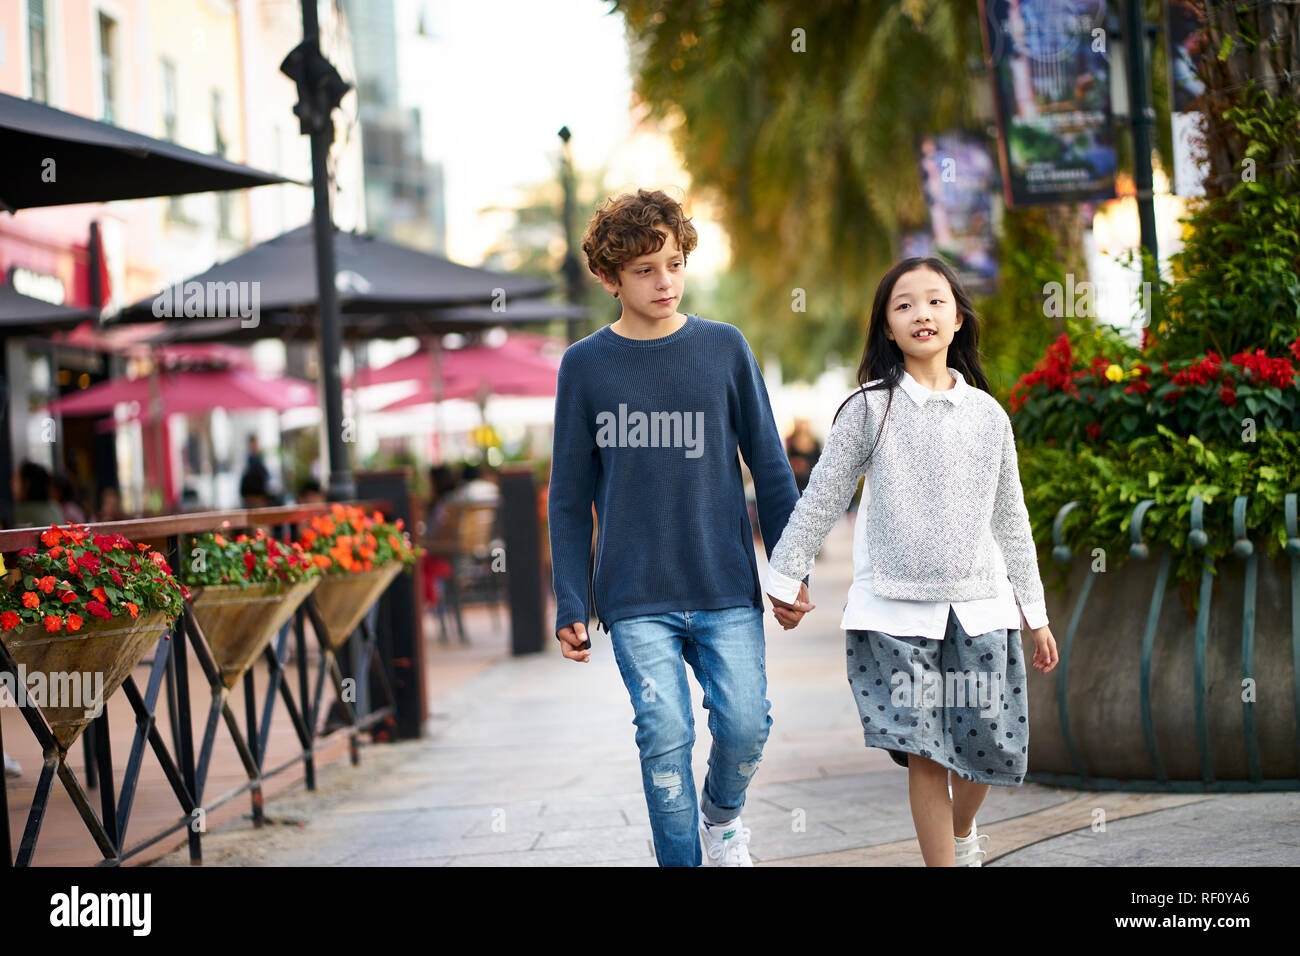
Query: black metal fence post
499 465 545 656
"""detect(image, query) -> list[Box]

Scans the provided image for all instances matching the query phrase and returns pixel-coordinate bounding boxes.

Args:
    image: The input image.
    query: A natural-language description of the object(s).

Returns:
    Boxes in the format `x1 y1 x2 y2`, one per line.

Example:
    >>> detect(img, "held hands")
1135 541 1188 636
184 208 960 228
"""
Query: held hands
1029 624 1058 673
557 622 591 663
767 581 815 630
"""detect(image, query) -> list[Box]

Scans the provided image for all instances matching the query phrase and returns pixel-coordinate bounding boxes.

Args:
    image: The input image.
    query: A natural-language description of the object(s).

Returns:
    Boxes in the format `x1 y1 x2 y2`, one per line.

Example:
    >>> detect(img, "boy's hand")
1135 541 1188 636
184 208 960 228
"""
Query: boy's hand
1029 624 1058 673
556 622 591 663
767 582 815 630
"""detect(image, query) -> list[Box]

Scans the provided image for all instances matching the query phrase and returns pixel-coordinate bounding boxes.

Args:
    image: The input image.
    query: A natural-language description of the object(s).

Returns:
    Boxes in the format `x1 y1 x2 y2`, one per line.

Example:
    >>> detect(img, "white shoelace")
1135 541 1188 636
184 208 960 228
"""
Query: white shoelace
706 825 753 864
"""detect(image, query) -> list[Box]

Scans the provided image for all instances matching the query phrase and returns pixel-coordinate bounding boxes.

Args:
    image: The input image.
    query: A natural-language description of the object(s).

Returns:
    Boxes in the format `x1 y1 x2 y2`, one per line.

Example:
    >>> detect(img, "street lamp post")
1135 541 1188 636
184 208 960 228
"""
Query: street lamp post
285 0 355 501
558 126 585 345
1125 0 1159 265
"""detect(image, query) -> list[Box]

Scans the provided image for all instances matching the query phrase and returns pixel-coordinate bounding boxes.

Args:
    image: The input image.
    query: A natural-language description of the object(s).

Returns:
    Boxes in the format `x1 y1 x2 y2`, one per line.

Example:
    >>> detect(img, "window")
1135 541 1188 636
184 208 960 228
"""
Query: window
28 0 49 103
98 12 119 123
212 89 232 237
162 60 182 220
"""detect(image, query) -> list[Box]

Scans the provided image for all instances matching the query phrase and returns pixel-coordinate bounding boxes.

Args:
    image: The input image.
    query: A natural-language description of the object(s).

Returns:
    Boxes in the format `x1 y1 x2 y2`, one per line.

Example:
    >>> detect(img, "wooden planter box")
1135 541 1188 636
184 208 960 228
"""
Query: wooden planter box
0 610 170 751
312 562 404 651
188 578 321 689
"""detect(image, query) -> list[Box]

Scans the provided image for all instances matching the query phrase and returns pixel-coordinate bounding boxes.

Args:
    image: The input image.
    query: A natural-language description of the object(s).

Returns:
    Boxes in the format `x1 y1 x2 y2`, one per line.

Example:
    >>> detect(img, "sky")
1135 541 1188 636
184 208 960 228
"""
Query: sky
397 0 728 273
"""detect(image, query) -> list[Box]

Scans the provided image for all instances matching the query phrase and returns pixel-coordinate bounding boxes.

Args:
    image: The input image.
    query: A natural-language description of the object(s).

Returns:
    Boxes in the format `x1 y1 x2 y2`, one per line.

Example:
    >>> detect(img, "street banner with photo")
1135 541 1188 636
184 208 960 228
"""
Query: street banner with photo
979 0 1117 206
917 131 1000 294
1167 0 1209 196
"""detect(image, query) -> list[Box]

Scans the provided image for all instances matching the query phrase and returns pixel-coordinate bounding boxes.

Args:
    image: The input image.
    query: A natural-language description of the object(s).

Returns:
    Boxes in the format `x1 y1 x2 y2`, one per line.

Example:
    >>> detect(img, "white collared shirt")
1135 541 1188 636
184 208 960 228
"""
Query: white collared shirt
764 366 1049 640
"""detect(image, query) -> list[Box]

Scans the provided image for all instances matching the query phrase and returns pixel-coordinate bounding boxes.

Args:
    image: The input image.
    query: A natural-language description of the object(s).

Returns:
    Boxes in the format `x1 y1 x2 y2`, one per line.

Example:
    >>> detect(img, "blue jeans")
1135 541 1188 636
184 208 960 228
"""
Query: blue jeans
608 605 772 867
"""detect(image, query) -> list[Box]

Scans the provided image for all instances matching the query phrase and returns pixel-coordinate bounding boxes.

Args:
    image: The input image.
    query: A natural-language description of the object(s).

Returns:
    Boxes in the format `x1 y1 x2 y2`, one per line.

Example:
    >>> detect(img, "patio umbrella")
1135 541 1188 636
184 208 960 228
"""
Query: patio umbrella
107 224 561 325
0 283 95 333
0 91 294 211
351 335 562 388
371 340 561 411
45 367 316 421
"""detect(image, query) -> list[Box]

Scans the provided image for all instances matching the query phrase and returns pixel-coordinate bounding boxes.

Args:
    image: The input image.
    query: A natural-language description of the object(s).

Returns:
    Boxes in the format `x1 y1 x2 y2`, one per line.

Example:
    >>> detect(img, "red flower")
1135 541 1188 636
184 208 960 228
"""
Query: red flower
1 611 21 631
59 589 78 604
44 615 62 632
1085 422 1102 440
1219 384 1237 407
92 586 109 603
40 528 62 547
48 544 64 559
1124 379 1152 395
78 552 101 575
66 613 83 632
67 554 78 574
125 602 139 619
37 575 56 594
243 552 256 572
86 600 112 621
21 591 39 609
109 568 124 587
16 547 36 558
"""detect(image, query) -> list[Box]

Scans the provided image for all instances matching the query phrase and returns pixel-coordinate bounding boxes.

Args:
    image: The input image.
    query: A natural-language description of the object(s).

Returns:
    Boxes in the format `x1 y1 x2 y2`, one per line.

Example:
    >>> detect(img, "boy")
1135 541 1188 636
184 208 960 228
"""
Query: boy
548 188 813 867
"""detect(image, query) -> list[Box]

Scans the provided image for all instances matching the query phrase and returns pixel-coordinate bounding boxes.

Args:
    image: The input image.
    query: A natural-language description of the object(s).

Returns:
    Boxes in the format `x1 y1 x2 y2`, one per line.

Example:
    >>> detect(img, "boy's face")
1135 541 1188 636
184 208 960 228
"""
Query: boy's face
599 226 686 321
883 267 962 359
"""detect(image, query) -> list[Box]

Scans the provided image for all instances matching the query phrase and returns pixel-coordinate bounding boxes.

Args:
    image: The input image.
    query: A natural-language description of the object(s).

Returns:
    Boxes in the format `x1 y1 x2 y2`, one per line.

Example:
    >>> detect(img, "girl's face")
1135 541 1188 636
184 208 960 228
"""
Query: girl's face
883 267 962 360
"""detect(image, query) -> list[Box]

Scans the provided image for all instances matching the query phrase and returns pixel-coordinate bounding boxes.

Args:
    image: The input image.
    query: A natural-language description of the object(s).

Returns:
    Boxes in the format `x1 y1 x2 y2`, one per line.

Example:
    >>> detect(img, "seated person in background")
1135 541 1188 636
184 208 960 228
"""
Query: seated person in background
95 485 125 522
52 473 89 523
297 479 325 503
444 463 499 505
12 461 66 528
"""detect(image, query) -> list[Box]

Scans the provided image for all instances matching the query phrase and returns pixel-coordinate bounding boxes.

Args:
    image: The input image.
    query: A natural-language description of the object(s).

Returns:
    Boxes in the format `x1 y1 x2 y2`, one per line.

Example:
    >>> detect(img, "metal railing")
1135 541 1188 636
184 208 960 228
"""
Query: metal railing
0 499 412 866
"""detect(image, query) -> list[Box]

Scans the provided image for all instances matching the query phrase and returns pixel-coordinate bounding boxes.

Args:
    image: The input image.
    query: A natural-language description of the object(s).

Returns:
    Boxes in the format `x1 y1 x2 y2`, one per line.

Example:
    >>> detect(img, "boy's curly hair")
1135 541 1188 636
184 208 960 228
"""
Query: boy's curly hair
581 188 699 287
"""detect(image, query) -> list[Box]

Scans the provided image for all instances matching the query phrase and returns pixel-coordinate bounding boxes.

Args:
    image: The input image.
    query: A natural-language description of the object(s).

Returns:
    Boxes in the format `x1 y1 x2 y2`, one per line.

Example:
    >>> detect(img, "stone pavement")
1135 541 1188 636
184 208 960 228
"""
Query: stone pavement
150 515 1300 867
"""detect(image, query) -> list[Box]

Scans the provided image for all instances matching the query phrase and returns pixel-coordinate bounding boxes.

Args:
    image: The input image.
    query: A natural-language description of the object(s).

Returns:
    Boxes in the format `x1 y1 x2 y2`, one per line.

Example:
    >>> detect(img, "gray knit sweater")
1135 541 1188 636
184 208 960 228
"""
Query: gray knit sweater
768 373 1047 611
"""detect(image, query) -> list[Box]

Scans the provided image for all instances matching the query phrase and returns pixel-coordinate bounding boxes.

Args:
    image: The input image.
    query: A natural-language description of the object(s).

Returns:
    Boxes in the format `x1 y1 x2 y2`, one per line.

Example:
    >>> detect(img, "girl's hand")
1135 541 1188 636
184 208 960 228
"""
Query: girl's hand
767 582 815 630
1029 625 1058 673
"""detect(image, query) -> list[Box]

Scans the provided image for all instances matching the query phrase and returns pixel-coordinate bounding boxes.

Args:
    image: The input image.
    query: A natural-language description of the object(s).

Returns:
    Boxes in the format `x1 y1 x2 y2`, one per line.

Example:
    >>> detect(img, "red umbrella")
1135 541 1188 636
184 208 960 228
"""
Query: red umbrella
46 368 316 421
351 335 561 389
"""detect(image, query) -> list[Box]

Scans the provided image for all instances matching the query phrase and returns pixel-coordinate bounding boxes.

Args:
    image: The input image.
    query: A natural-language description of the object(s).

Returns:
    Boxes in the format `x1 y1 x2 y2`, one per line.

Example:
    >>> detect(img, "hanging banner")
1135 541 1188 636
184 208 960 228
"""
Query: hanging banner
917 131 999 293
1166 0 1208 196
979 0 1116 206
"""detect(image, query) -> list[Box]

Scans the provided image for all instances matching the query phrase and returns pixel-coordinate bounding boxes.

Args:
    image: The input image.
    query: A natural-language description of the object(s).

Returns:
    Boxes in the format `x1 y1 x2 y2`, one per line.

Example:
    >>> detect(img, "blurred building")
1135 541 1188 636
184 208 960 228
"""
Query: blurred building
340 0 445 253
0 0 367 514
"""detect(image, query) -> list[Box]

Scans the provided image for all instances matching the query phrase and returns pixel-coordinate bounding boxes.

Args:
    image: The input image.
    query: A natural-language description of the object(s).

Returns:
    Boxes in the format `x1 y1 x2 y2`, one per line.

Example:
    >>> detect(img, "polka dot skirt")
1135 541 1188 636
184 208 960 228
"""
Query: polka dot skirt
846 606 1028 787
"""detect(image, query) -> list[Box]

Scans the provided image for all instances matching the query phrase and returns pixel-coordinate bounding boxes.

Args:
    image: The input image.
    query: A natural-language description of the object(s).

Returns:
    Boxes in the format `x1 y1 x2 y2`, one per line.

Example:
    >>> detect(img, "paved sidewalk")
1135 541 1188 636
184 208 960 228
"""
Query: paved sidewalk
151 516 1300 866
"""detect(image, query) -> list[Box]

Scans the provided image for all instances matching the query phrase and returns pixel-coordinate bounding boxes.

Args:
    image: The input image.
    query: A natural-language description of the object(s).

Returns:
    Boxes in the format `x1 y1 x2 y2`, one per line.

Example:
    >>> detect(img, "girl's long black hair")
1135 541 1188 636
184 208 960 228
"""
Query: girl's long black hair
832 256 993 470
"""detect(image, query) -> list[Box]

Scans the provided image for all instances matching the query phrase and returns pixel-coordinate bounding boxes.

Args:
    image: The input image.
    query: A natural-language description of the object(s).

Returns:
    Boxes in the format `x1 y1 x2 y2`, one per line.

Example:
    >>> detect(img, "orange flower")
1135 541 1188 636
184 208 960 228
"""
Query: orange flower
48 544 64 559
312 554 332 569
21 591 39 609
372 510 384 524
41 527 62 547
331 503 346 521
66 613 83 632
301 529 317 547
92 586 109 603
387 534 401 550
317 518 336 537
44 615 62 632
394 518 405 530
37 575 56 594
125 602 139 619
213 533 227 547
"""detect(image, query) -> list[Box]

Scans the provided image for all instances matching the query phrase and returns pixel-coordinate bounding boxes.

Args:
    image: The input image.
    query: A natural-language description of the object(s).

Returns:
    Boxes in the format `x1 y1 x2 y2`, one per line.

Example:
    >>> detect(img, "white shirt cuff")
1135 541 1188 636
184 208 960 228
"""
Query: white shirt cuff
1019 601 1048 631
763 564 804 604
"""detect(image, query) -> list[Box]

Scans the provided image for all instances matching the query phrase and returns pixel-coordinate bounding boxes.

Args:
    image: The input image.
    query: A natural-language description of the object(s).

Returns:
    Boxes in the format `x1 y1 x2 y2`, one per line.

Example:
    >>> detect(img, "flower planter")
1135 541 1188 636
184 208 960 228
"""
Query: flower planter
311 562 405 651
188 578 320 689
1027 546 1299 785
0 611 170 751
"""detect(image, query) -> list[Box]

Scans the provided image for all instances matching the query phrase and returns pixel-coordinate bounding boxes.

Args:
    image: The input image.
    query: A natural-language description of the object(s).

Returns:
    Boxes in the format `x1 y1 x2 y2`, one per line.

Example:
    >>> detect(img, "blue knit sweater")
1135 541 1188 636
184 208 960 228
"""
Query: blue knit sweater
547 313 805 637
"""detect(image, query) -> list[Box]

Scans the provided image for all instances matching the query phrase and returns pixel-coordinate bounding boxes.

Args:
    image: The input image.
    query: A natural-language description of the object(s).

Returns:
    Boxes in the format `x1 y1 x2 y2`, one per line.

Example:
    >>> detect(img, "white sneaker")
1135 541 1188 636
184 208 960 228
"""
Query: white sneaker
699 811 753 866
954 820 989 866
3 752 21 778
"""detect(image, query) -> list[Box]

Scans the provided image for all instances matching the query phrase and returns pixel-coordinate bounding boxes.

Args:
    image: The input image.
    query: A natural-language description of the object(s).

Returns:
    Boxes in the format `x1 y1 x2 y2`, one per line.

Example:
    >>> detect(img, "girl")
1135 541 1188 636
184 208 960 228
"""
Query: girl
763 256 1058 867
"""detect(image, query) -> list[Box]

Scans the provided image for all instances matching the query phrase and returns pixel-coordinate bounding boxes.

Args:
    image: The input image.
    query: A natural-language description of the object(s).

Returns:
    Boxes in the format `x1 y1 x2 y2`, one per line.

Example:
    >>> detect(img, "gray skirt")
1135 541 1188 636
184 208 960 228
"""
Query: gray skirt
846 605 1028 787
